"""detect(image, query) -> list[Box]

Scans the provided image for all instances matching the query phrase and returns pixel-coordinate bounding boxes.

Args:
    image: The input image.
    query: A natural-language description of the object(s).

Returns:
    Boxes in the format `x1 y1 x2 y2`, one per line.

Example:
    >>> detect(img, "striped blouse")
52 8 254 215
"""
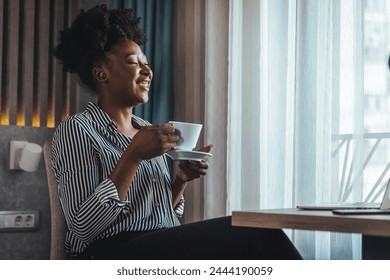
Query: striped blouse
51 102 184 256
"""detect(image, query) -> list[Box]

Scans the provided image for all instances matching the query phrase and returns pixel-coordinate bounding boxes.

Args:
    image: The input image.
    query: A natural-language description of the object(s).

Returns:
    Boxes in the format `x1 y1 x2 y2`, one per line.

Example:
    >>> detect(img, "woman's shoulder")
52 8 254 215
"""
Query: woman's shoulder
55 102 107 130
55 110 92 130
53 107 100 142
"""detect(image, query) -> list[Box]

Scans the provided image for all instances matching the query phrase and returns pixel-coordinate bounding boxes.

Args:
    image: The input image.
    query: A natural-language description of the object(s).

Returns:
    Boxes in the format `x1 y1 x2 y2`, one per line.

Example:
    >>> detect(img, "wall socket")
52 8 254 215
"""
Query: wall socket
0 211 39 232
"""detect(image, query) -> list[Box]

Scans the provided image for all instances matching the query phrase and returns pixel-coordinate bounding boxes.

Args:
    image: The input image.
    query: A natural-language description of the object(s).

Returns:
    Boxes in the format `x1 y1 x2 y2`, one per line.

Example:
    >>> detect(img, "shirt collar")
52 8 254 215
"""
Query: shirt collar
86 102 116 130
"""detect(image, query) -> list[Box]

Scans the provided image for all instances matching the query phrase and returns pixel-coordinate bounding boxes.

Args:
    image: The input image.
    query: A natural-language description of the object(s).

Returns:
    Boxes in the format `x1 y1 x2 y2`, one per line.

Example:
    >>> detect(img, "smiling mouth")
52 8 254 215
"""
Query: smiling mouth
138 81 150 90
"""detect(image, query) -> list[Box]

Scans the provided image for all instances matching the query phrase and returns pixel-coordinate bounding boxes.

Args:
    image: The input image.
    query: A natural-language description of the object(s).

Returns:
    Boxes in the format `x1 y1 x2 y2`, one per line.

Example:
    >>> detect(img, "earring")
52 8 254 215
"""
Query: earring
98 72 108 83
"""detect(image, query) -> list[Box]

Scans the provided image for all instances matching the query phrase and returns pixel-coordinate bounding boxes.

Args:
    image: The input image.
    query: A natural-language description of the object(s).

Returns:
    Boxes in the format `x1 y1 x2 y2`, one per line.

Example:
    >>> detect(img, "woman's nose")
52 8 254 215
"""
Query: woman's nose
140 65 153 78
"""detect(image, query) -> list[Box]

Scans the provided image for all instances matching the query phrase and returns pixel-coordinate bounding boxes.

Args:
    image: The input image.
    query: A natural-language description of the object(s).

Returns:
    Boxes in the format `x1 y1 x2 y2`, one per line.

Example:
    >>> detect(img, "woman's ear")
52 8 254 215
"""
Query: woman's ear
93 67 108 83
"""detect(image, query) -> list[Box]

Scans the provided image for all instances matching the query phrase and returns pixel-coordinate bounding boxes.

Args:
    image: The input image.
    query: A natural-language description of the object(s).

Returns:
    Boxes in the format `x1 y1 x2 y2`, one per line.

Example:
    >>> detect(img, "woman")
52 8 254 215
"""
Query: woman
52 4 302 260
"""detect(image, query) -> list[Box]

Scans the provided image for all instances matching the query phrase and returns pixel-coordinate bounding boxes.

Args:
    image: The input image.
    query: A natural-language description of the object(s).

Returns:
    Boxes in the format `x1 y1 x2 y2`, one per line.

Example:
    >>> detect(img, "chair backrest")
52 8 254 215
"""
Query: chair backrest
43 141 68 260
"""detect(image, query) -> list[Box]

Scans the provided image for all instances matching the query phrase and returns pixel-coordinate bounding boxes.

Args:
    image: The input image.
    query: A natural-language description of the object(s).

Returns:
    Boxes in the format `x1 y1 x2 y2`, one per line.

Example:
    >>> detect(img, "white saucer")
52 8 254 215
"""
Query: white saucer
166 150 213 161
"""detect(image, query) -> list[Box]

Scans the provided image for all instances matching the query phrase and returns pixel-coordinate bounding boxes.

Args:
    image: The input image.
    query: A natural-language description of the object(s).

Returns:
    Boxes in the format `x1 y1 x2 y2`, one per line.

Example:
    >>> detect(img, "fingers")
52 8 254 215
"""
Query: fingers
179 160 209 171
197 144 213 153
132 125 179 159
155 123 176 136
178 160 209 181
177 143 212 182
145 124 178 142
178 166 200 181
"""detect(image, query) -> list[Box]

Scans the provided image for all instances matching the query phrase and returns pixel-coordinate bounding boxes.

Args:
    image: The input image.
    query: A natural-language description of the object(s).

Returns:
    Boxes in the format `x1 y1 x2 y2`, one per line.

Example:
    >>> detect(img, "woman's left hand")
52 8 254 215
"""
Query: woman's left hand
176 144 213 182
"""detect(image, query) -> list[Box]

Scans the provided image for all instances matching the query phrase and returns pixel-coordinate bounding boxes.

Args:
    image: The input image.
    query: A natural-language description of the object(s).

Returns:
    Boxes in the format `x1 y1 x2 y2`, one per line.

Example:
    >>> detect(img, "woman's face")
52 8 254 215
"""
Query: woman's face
103 40 153 107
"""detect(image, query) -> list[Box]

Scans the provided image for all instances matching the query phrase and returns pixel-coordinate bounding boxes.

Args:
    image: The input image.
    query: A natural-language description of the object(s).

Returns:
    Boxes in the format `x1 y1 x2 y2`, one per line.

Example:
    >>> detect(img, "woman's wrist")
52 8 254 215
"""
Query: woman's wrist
172 172 188 195
124 146 143 165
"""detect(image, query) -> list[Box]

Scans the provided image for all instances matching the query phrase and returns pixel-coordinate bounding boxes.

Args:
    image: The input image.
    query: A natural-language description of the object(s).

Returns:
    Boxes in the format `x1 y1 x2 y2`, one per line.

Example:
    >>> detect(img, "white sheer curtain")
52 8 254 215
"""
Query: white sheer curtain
226 0 366 260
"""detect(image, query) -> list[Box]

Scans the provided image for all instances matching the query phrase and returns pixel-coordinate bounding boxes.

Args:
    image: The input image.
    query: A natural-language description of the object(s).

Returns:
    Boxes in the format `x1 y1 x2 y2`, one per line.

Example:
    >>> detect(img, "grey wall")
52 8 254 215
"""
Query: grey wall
0 126 54 259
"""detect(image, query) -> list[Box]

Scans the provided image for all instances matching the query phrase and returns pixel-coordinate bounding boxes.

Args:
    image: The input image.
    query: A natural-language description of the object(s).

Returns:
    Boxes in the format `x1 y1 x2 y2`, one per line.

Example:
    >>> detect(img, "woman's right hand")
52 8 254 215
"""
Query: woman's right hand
125 123 179 162
111 123 178 200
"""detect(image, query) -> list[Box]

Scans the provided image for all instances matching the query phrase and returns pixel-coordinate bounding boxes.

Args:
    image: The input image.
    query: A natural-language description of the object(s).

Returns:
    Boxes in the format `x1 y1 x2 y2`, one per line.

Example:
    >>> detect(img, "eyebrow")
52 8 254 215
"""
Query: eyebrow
125 52 147 61
125 52 139 58
125 51 148 63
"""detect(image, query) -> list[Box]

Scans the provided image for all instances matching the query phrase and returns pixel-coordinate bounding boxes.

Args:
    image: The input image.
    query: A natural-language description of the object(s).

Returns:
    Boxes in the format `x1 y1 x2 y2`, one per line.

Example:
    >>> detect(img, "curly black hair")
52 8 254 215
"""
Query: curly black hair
54 4 147 92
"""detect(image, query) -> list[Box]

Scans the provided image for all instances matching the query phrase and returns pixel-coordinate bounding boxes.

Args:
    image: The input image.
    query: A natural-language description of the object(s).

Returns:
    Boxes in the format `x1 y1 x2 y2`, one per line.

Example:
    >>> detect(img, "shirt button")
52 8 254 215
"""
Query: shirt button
152 178 157 183
157 224 162 229
155 202 160 207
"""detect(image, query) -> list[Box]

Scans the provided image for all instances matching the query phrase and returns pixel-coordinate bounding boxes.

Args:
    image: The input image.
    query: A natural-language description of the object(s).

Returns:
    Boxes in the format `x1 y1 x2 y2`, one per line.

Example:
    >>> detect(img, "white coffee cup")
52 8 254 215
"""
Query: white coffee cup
169 121 202 151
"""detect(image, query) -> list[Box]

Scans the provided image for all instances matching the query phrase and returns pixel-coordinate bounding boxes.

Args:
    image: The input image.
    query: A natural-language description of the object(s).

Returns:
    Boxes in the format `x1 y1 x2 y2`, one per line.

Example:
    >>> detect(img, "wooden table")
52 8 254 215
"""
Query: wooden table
232 208 390 259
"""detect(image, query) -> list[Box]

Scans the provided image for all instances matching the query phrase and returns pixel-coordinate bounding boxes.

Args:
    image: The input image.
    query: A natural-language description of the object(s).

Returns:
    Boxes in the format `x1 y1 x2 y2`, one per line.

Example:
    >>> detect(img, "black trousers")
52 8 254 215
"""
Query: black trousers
77 216 302 260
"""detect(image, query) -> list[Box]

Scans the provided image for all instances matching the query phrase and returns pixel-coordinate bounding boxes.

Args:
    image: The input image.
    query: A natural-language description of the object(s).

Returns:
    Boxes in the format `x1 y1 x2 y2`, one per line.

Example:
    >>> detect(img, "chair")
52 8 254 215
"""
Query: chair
43 141 68 260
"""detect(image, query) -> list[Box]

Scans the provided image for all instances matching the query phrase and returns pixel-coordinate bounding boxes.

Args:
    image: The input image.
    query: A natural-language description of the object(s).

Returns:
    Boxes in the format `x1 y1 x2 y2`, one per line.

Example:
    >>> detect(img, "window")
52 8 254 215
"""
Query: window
225 0 390 259
363 0 390 200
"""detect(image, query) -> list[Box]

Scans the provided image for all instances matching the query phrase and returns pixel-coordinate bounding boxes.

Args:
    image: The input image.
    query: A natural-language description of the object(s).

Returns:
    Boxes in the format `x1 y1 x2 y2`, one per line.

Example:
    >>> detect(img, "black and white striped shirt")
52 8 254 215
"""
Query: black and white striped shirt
51 102 184 256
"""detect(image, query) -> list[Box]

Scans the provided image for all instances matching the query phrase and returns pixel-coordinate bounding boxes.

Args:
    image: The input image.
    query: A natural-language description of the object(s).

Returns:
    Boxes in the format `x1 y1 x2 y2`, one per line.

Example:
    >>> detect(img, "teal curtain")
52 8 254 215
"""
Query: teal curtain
110 0 174 125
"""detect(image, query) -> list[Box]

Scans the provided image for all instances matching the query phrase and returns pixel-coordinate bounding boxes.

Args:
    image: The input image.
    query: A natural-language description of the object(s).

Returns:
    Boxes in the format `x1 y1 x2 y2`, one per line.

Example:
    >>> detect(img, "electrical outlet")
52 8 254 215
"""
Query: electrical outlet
0 211 39 232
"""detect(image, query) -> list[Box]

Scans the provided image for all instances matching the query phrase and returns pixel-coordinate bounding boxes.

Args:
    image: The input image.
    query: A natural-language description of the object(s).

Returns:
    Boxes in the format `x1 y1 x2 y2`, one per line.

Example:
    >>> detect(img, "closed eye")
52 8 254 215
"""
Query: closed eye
127 61 149 66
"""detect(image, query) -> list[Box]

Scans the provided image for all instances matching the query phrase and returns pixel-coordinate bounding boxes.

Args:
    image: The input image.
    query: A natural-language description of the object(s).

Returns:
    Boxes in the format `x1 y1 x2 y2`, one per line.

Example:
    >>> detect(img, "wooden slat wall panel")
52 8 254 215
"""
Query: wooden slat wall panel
0 0 4 119
0 0 82 128
5 0 20 125
69 0 81 117
36 0 50 127
60 0 69 122
61 0 82 120
50 1 63 126
20 0 36 126
1 0 11 124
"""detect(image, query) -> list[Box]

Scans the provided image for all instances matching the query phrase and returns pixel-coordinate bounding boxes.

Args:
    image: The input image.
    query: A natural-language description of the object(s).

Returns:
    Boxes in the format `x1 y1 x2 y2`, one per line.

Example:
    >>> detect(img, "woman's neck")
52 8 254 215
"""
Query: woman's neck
97 99 138 137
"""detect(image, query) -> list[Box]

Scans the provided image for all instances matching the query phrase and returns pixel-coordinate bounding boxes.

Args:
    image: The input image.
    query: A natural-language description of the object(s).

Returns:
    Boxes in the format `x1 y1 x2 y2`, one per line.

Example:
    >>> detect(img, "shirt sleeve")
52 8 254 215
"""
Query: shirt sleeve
51 119 126 243
174 197 185 218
